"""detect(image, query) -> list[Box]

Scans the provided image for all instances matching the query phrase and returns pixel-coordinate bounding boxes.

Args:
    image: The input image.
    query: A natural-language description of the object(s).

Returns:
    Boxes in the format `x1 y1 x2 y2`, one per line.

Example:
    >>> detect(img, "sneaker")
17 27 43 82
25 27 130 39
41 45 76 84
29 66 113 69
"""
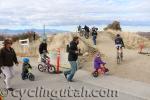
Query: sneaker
67 80 74 82
93 45 96 48
64 73 67 79
7 88 14 91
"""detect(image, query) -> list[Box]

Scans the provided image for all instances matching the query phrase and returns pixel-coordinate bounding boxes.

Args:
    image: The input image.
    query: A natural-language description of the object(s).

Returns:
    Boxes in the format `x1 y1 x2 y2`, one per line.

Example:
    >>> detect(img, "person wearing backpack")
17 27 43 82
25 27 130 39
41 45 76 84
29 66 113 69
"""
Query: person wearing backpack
64 36 79 82
0 39 19 91
115 34 125 55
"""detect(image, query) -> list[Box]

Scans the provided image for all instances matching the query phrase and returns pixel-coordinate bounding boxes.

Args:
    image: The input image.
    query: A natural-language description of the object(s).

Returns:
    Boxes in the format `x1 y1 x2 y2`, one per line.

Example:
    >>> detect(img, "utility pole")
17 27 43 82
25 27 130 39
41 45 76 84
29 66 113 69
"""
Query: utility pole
43 24 47 40
44 24 45 36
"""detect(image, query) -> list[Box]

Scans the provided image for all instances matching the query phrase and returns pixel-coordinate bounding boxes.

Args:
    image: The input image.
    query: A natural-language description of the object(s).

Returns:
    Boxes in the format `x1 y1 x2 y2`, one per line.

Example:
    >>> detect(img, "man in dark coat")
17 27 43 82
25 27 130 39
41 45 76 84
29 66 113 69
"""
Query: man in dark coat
64 36 79 82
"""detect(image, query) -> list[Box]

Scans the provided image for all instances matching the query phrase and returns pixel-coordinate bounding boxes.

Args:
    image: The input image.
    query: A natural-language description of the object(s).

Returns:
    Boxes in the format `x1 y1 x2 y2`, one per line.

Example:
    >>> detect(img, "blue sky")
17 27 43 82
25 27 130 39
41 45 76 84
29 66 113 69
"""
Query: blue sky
0 0 150 31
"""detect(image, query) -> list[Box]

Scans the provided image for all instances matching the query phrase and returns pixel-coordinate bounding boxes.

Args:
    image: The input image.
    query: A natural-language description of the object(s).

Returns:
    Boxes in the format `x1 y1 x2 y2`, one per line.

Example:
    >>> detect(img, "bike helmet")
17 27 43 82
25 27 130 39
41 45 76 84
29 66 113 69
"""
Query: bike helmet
23 58 29 63
42 39 47 43
116 34 120 37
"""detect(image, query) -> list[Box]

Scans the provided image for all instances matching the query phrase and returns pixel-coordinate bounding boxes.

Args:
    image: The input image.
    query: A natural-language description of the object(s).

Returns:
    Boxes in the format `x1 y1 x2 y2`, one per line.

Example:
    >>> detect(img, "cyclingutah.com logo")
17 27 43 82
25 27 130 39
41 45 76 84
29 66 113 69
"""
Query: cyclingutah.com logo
0 88 8 100
0 96 4 100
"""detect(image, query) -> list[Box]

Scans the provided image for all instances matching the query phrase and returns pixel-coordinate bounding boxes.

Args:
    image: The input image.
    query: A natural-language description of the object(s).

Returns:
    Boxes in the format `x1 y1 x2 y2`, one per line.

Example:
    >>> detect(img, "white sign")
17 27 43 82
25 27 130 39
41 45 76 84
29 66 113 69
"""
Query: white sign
19 39 29 54
0 41 4 48
19 39 29 46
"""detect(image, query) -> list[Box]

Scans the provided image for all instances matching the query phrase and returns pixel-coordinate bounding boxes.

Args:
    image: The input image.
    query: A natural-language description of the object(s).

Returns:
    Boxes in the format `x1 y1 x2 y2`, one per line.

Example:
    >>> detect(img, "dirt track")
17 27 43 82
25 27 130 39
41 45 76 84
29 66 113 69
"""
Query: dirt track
80 31 150 84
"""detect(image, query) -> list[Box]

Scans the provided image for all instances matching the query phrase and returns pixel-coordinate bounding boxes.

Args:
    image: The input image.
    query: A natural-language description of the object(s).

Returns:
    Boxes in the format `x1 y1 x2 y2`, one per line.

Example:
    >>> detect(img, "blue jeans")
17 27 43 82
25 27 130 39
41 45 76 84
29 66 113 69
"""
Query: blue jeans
64 61 77 81
93 35 97 45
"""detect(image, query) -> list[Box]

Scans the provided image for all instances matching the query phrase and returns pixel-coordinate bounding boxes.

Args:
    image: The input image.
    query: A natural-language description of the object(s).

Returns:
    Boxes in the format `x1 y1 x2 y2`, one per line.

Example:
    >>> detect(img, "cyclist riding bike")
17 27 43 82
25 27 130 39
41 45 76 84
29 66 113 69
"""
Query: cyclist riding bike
115 34 125 58
83 25 90 34
82 25 90 39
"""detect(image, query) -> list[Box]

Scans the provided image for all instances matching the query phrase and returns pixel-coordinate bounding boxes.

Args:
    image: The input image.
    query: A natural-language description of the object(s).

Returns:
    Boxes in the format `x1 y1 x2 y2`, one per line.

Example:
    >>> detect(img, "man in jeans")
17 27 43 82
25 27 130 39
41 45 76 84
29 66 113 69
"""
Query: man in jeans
92 28 98 45
64 36 79 82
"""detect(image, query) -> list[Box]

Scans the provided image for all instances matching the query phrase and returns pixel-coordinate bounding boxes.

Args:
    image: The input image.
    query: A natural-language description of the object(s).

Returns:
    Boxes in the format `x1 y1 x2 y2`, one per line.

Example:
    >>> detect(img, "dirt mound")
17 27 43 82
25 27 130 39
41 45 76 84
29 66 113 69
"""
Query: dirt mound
13 33 93 57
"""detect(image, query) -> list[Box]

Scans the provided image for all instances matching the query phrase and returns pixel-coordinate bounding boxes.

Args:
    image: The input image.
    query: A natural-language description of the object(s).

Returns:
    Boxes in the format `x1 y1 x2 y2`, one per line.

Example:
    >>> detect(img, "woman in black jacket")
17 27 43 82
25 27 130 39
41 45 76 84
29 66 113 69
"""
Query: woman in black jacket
0 39 19 91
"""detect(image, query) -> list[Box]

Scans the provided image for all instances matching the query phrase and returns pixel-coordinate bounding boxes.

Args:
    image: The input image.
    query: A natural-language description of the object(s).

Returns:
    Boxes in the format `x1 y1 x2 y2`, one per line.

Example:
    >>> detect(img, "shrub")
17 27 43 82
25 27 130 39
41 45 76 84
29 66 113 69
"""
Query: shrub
104 21 122 31
12 31 40 42
0 34 5 41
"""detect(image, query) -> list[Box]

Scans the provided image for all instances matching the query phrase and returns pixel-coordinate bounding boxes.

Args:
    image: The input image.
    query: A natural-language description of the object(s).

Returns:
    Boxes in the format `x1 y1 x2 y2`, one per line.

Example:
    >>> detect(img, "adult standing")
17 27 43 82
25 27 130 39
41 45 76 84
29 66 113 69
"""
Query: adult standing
92 28 98 45
64 36 79 82
0 39 19 91
78 25 82 32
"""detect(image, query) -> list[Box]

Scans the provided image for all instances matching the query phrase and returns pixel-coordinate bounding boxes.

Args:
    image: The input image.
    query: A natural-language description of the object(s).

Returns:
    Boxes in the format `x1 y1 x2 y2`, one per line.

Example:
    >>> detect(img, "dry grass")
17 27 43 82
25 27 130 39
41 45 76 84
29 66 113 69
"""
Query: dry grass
12 32 91 57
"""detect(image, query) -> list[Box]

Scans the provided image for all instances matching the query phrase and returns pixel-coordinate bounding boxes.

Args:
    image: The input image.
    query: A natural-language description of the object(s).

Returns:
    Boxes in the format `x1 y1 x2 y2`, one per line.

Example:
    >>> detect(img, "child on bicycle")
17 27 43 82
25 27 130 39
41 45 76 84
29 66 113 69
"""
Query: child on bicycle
93 52 109 75
21 58 32 80
41 50 50 63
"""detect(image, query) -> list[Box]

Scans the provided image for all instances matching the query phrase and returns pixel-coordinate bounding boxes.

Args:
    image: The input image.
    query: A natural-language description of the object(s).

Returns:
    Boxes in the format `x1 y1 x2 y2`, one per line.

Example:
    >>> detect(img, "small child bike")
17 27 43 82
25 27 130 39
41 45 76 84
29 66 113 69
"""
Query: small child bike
92 66 109 77
92 52 109 77
38 52 56 73
22 58 35 81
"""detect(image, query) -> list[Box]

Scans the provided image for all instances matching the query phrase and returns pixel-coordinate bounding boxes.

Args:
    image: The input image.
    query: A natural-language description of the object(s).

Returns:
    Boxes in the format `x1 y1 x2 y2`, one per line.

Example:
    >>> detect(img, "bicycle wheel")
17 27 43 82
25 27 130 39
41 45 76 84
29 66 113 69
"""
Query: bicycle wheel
117 57 120 64
84 33 89 39
28 73 35 81
79 31 83 36
116 50 121 64
48 64 56 73
120 52 123 61
38 64 46 72
92 71 99 77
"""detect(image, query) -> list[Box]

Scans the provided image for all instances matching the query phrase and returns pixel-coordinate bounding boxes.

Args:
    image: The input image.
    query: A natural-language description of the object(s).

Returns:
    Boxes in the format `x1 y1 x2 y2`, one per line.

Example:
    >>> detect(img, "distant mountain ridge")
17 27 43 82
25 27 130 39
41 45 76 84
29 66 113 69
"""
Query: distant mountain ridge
0 29 70 35
137 32 150 38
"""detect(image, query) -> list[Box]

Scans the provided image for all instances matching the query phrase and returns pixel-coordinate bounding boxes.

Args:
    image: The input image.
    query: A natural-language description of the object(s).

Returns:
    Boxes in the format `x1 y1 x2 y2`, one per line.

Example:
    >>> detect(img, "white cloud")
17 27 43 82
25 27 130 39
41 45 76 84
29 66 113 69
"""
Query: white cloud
0 0 150 29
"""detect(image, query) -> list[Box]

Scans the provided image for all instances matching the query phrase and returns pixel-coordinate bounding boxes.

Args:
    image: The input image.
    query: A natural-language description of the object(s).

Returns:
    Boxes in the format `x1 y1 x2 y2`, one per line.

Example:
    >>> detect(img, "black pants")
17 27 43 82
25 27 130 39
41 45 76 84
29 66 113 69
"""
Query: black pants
0 68 2 74
21 72 28 80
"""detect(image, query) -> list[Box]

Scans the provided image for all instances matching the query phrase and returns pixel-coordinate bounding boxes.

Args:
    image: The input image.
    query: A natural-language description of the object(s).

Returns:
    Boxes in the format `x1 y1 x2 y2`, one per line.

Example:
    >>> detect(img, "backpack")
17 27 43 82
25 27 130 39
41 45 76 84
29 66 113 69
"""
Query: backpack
115 37 121 44
66 44 70 53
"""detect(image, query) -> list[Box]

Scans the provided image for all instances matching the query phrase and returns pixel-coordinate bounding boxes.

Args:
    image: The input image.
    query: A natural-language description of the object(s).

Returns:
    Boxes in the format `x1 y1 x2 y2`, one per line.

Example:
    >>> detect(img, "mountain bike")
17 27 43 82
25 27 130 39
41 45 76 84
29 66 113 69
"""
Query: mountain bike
84 31 90 39
78 29 84 37
116 46 123 64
